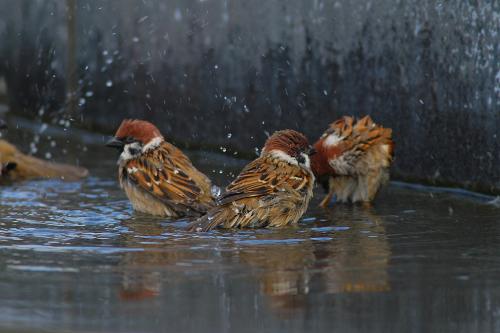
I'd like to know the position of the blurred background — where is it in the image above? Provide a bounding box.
[0,0,499,191]
[1,2,500,333]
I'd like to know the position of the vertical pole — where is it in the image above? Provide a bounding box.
[66,0,77,116]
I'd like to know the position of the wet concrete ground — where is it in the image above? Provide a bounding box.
[0,134,499,332]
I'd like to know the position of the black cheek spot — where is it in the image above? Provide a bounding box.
[297,155,305,164]
[129,147,140,155]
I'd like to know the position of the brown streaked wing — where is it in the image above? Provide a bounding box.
[124,145,210,212]
[218,156,308,206]
[326,116,393,171]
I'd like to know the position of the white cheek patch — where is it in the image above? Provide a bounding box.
[119,142,143,162]
[269,150,298,166]
[299,153,311,169]
[323,132,343,147]
[142,137,163,153]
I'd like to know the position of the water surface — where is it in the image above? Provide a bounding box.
[0,140,499,333]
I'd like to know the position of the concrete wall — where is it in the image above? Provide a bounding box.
[0,0,499,193]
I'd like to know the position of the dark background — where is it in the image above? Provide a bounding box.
[0,0,499,193]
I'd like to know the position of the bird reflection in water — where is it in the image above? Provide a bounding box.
[117,217,221,302]
[237,204,390,314]
[115,204,390,316]
[118,218,166,301]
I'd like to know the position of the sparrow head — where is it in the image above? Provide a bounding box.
[106,119,164,160]
[0,119,7,130]
[262,129,315,169]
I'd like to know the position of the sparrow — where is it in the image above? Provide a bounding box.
[311,115,394,207]
[106,119,214,218]
[0,119,88,183]
[188,129,315,232]
[0,140,88,183]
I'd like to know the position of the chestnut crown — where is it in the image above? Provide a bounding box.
[114,119,163,144]
[262,129,314,158]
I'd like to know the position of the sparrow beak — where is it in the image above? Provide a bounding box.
[306,146,317,156]
[0,119,7,130]
[106,137,124,150]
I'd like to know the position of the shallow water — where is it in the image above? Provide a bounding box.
[1,139,500,333]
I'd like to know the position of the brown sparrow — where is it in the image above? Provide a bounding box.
[0,120,88,183]
[106,119,214,218]
[0,140,88,183]
[311,115,394,207]
[188,129,315,231]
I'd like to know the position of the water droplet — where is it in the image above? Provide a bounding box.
[214,64,218,69]
[419,99,424,105]
[132,37,140,43]
[226,133,232,138]
[78,98,86,106]
[219,146,227,153]
[30,143,38,154]
[45,152,52,159]
[323,90,328,96]
[211,185,222,198]
[174,8,182,21]
[138,16,149,23]
[106,80,113,87]
[85,91,94,97]
[243,105,250,113]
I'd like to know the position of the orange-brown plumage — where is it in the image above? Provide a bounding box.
[0,137,88,184]
[107,119,214,218]
[188,129,315,232]
[311,115,394,207]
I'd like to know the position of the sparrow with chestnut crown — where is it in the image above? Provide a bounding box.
[106,119,215,218]
[188,129,315,231]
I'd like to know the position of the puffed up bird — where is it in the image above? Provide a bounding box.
[310,115,394,207]
[0,121,88,184]
[106,119,214,218]
[188,129,315,232]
